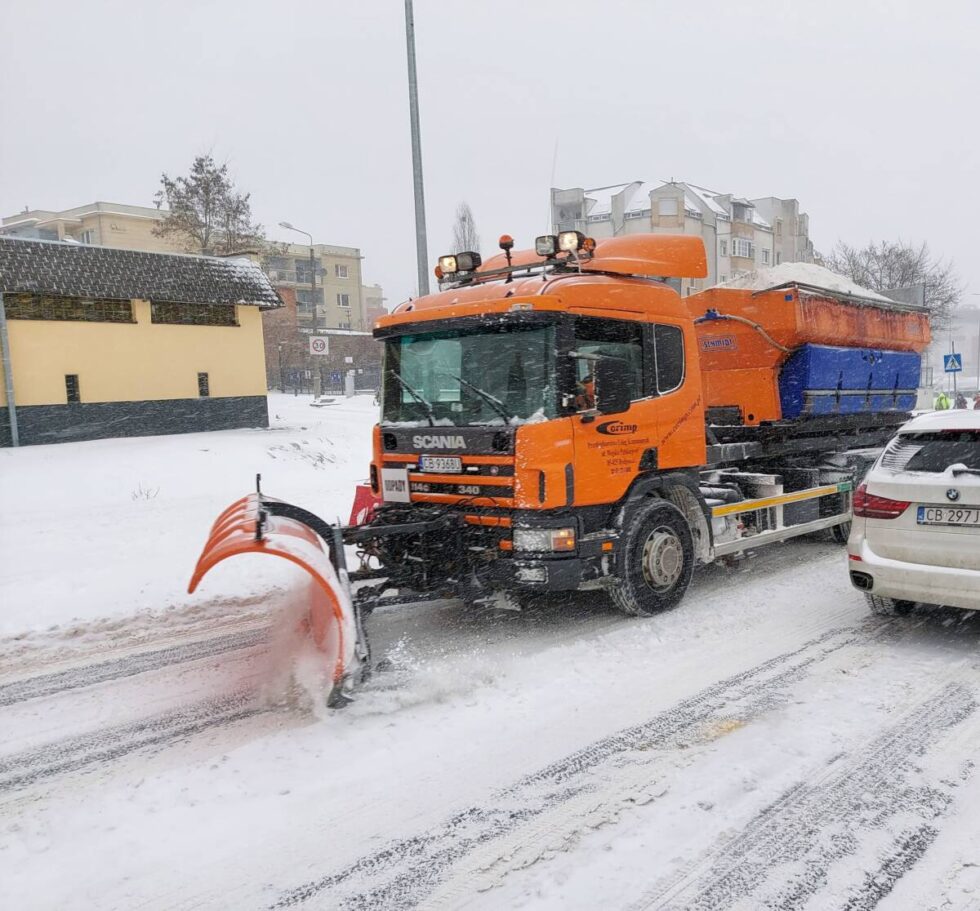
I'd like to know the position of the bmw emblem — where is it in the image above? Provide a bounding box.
[947,488,960,502]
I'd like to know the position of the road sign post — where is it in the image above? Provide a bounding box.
[944,351,962,397]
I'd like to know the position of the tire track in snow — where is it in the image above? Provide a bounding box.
[0,627,270,707]
[270,620,899,910]
[0,692,263,793]
[638,683,977,911]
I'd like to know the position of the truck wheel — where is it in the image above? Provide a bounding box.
[866,594,914,616]
[610,500,694,617]
[831,520,851,545]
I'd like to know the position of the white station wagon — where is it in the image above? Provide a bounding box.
[847,409,980,614]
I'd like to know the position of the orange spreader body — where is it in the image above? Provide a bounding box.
[187,494,356,686]
[687,287,931,425]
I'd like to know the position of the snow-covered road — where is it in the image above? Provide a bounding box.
[3,538,979,911]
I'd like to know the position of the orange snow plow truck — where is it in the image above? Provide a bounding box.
[189,232,929,704]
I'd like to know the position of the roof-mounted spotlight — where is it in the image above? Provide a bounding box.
[558,230,586,252]
[535,235,558,257]
[438,254,458,275]
[454,251,481,272]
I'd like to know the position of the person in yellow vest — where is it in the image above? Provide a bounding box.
[935,390,952,410]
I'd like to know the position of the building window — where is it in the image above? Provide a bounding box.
[197,372,210,397]
[65,374,80,404]
[732,238,754,259]
[658,198,678,216]
[719,239,728,256]
[150,302,239,326]
[625,210,650,220]
[588,214,609,222]
[337,293,351,308]
[720,274,728,283]
[295,259,316,284]
[335,264,349,278]
[6,294,134,323]
[79,230,95,245]
[295,288,324,306]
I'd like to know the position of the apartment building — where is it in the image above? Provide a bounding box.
[263,243,371,331]
[552,181,814,295]
[0,202,184,254]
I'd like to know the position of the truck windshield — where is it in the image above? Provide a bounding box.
[382,324,556,425]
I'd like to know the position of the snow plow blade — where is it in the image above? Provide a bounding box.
[188,490,365,705]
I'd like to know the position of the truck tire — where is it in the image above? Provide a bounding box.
[610,500,695,617]
[866,594,914,616]
[831,520,852,545]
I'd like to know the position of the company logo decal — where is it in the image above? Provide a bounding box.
[412,434,466,449]
[596,421,638,436]
[700,335,737,352]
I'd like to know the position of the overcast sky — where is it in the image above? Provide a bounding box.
[2,0,978,310]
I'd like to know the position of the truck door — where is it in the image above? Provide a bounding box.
[570,316,659,506]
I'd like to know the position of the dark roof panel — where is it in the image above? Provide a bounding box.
[0,237,282,308]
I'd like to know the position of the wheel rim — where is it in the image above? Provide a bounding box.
[641,525,684,592]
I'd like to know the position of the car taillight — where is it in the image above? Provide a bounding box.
[852,482,910,519]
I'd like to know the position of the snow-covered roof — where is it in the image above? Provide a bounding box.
[717,262,899,305]
[584,183,634,217]
[683,184,729,217]
[0,236,283,308]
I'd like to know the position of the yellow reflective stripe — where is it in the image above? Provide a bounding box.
[711,484,843,518]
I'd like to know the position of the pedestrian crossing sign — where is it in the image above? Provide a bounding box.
[944,353,962,373]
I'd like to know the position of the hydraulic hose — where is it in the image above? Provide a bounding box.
[694,309,791,354]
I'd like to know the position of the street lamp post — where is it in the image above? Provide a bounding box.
[279,222,317,324]
[404,0,429,296]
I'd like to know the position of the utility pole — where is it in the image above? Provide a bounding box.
[0,292,19,447]
[404,0,429,296]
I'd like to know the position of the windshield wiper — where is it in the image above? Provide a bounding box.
[443,373,511,423]
[390,373,438,427]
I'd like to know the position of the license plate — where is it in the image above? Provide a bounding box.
[420,455,462,474]
[917,506,980,527]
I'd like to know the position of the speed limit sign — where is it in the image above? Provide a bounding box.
[309,336,329,356]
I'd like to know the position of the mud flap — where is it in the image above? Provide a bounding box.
[187,494,360,705]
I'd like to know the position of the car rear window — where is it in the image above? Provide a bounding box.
[879,430,980,473]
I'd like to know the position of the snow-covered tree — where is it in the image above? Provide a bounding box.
[824,240,962,328]
[451,202,480,254]
[153,154,264,255]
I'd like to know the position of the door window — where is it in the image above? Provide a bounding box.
[572,317,645,410]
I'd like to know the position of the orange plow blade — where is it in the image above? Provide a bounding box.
[188,493,360,703]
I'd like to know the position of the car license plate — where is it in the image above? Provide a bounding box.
[917,506,980,527]
[420,455,462,474]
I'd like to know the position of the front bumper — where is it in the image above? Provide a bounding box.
[488,538,615,593]
[847,536,980,611]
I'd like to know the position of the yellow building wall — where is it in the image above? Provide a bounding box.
[1,301,268,406]
[92,214,187,254]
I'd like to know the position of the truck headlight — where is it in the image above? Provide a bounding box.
[512,527,576,552]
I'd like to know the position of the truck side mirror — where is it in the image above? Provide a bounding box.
[594,356,632,415]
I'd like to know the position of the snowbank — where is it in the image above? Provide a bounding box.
[0,393,377,636]
[718,262,895,303]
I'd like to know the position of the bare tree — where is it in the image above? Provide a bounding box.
[824,239,962,328]
[451,201,480,254]
[153,154,265,255]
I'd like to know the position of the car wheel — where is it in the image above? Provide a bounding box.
[866,594,915,616]
[610,500,695,617]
